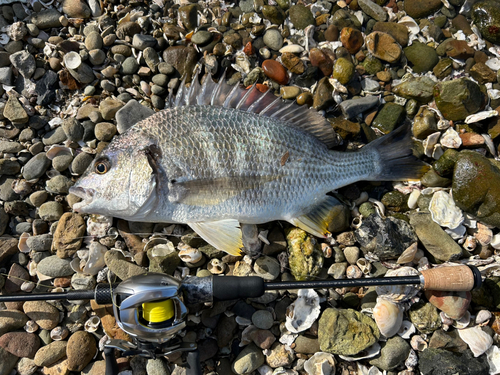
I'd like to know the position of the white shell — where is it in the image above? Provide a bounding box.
[207,258,226,274]
[84,316,101,333]
[458,326,493,357]
[338,343,381,361]
[429,190,464,229]
[398,16,419,39]
[178,245,203,264]
[50,326,69,341]
[279,43,304,53]
[46,145,73,160]
[423,132,441,158]
[18,232,30,253]
[21,281,35,292]
[83,242,107,275]
[475,310,492,325]
[476,222,493,246]
[491,234,500,249]
[346,264,362,279]
[356,258,372,275]
[376,267,420,302]
[285,289,321,333]
[303,352,336,375]
[397,320,416,339]
[486,345,500,375]
[24,320,39,333]
[396,242,418,264]
[407,189,420,210]
[440,127,462,149]
[486,57,500,70]
[63,51,82,69]
[410,335,428,351]
[373,298,403,338]
[465,110,498,124]
[70,257,85,273]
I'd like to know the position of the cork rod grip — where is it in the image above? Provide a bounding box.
[420,265,479,291]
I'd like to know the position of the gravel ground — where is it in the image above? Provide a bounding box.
[0,0,500,374]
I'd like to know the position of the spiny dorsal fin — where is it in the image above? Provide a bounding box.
[169,68,340,148]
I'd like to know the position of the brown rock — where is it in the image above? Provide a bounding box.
[373,22,409,46]
[309,48,333,76]
[162,45,198,82]
[365,32,401,63]
[325,24,339,41]
[101,314,130,341]
[262,59,288,85]
[429,329,468,352]
[452,15,473,36]
[340,27,363,54]
[54,277,72,288]
[0,332,40,358]
[5,263,29,294]
[43,358,69,375]
[445,40,475,59]
[251,329,276,349]
[23,301,60,330]
[34,340,67,366]
[328,117,361,140]
[425,290,471,320]
[62,0,91,18]
[76,104,98,120]
[52,212,86,258]
[470,62,497,84]
[83,360,106,375]
[66,331,96,371]
[117,220,144,255]
[281,52,305,74]
[0,237,18,263]
[404,0,442,18]
[460,132,485,147]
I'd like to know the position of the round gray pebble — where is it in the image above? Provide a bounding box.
[263,29,283,51]
[38,201,63,221]
[85,32,103,50]
[52,154,73,172]
[251,310,274,330]
[121,56,139,75]
[71,152,93,175]
[46,175,73,194]
[95,122,117,141]
[253,256,280,280]
[22,152,51,180]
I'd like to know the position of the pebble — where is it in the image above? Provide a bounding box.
[67,331,96,371]
[9,51,36,79]
[358,0,387,21]
[99,98,124,121]
[132,34,157,50]
[340,27,363,55]
[52,213,86,258]
[265,343,294,368]
[419,348,489,374]
[369,336,411,371]
[232,343,265,374]
[251,310,274,330]
[38,201,64,221]
[309,48,333,76]
[0,346,18,375]
[263,29,283,51]
[0,332,40,358]
[104,250,146,281]
[23,301,60,330]
[365,32,401,63]
[84,32,102,51]
[434,78,483,121]
[37,255,74,278]
[288,4,314,30]
[262,59,288,85]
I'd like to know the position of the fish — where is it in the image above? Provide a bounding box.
[69,70,427,256]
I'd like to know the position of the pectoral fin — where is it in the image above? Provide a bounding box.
[188,219,243,256]
[290,196,342,238]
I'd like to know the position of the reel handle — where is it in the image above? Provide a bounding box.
[104,347,119,375]
[420,265,482,292]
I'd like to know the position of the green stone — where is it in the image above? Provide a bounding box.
[392,76,435,103]
[330,9,362,30]
[359,202,376,217]
[318,308,380,356]
[362,55,383,75]
[472,0,500,44]
[433,58,453,79]
[286,228,324,281]
[372,103,406,134]
[289,4,314,30]
[433,149,458,177]
[433,78,485,122]
[147,244,180,275]
[381,190,409,212]
[403,42,439,73]
[452,151,500,227]
[420,168,452,187]
[178,5,198,31]
[412,107,438,139]
[332,57,354,85]
[405,99,419,117]
[408,301,442,334]
[275,0,290,9]
[261,5,285,25]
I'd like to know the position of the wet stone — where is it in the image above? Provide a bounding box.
[419,348,489,375]
[369,336,411,371]
[434,78,485,122]
[404,0,442,18]
[429,329,468,352]
[289,4,314,30]
[471,0,500,44]
[404,42,439,73]
[262,59,288,85]
[408,301,442,334]
[372,103,406,134]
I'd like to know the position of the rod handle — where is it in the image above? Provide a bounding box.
[420,265,482,291]
[212,276,265,301]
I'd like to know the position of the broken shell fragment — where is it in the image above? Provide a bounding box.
[396,242,418,264]
[63,51,82,69]
[50,326,69,341]
[373,298,403,338]
[18,232,30,253]
[87,215,113,238]
[83,242,107,276]
[338,342,381,361]
[440,127,462,149]
[346,264,363,279]
[429,190,464,229]
[285,289,321,333]
[178,245,203,264]
[24,320,39,333]
[486,345,500,375]
[46,145,73,160]
[458,325,493,357]
[475,222,493,246]
[475,310,492,326]
[207,258,226,274]
[356,258,372,274]
[397,320,416,339]
[303,352,336,375]
[423,132,441,158]
[84,316,101,333]
[376,267,420,302]
[410,335,428,351]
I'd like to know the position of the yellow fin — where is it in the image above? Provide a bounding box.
[188,220,243,256]
[290,196,342,238]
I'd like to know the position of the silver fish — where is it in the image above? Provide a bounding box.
[70,72,426,255]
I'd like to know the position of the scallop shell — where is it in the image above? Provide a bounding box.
[396,242,418,264]
[410,335,428,351]
[63,51,82,69]
[397,320,416,339]
[285,289,321,334]
[343,246,360,265]
[440,127,462,149]
[24,320,39,333]
[476,222,493,246]
[376,267,420,302]
[50,326,69,341]
[303,352,336,375]
[373,298,403,338]
[356,258,372,275]
[84,316,101,333]
[18,232,30,253]
[207,258,226,274]
[458,326,493,357]
[83,242,107,276]
[429,190,464,229]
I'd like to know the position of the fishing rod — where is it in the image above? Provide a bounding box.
[0,265,482,375]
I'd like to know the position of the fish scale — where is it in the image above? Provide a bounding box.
[70,72,426,255]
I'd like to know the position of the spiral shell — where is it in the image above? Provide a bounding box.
[207,258,226,274]
[178,245,203,264]
[346,265,362,279]
[356,258,372,275]
[373,298,403,338]
[50,326,69,341]
[84,316,101,333]
[410,335,428,351]
[24,320,39,333]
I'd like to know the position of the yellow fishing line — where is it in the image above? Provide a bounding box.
[142,299,174,323]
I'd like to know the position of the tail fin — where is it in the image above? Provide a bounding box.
[364,123,429,181]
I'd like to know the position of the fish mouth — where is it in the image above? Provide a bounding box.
[69,187,95,212]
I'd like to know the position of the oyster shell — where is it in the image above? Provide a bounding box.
[458,326,493,357]
[303,352,336,375]
[429,190,464,229]
[83,242,107,276]
[373,298,403,338]
[486,345,500,375]
[285,289,320,334]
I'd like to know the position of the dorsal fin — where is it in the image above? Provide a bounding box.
[169,68,340,148]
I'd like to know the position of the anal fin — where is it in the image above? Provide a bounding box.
[290,196,342,238]
[188,220,243,256]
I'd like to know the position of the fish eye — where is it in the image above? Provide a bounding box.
[95,159,110,174]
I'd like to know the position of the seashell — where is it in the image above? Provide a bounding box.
[84,315,101,333]
[410,335,428,351]
[440,127,462,149]
[373,298,403,337]
[356,258,372,275]
[475,310,492,326]
[463,235,477,252]
[465,110,498,124]
[178,244,203,264]
[18,232,30,253]
[445,224,466,240]
[368,198,385,217]
[440,311,454,326]
[303,352,336,375]
[376,267,420,302]
[458,326,493,357]
[63,51,82,70]
[46,145,73,160]
[12,178,32,196]
[24,320,39,333]
[490,234,500,249]
[50,326,69,341]
[140,81,151,97]
[423,132,441,158]
[28,261,37,277]
[338,343,381,362]
[396,242,418,264]
[279,44,305,54]
[36,269,53,281]
[405,348,418,369]
[285,289,321,333]
[476,222,493,246]
[453,311,471,329]
[354,191,369,206]
[144,237,175,254]
[83,242,107,276]
[346,265,362,279]
[351,216,362,229]
[321,243,332,258]
[70,257,85,273]
[486,345,500,375]
[343,246,360,265]
[207,258,226,274]
[429,190,464,229]
[407,189,420,210]
[87,215,113,238]
[398,16,419,39]
[432,144,444,160]
[486,57,500,70]
[21,281,35,292]
[398,320,416,339]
